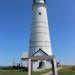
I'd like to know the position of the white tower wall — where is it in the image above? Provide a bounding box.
[29,0,52,56]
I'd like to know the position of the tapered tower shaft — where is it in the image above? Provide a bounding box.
[29,0,52,56]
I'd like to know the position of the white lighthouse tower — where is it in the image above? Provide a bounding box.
[29,0,53,70]
[29,0,52,56]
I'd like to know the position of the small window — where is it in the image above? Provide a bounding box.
[39,12,42,15]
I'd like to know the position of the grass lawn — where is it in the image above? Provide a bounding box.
[58,67,75,75]
[0,69,50,75]
[59,70,75,75]
[0,70,27,75]
[0,67,75,75]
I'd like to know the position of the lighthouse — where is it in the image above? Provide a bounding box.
[21,0,58,74]
[28,0,53,70]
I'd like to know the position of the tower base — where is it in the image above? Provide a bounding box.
[28,55,58,75]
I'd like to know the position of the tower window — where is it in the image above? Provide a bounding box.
[39,12,42,15]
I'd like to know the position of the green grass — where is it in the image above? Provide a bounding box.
[0,67,75,75]
[58,67,75,75]
[0,69,50,75]
[0,70,28,75]
[32,69,50,75]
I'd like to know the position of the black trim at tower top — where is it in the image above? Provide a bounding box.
[33,0,46,3]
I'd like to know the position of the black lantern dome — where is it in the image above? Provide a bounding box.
[33,0,46,4]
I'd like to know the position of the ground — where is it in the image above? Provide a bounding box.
[58,66,75,75]
[0,66,75,75]
[0,69,50,75]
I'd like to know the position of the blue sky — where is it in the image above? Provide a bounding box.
[0,0,75,66]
